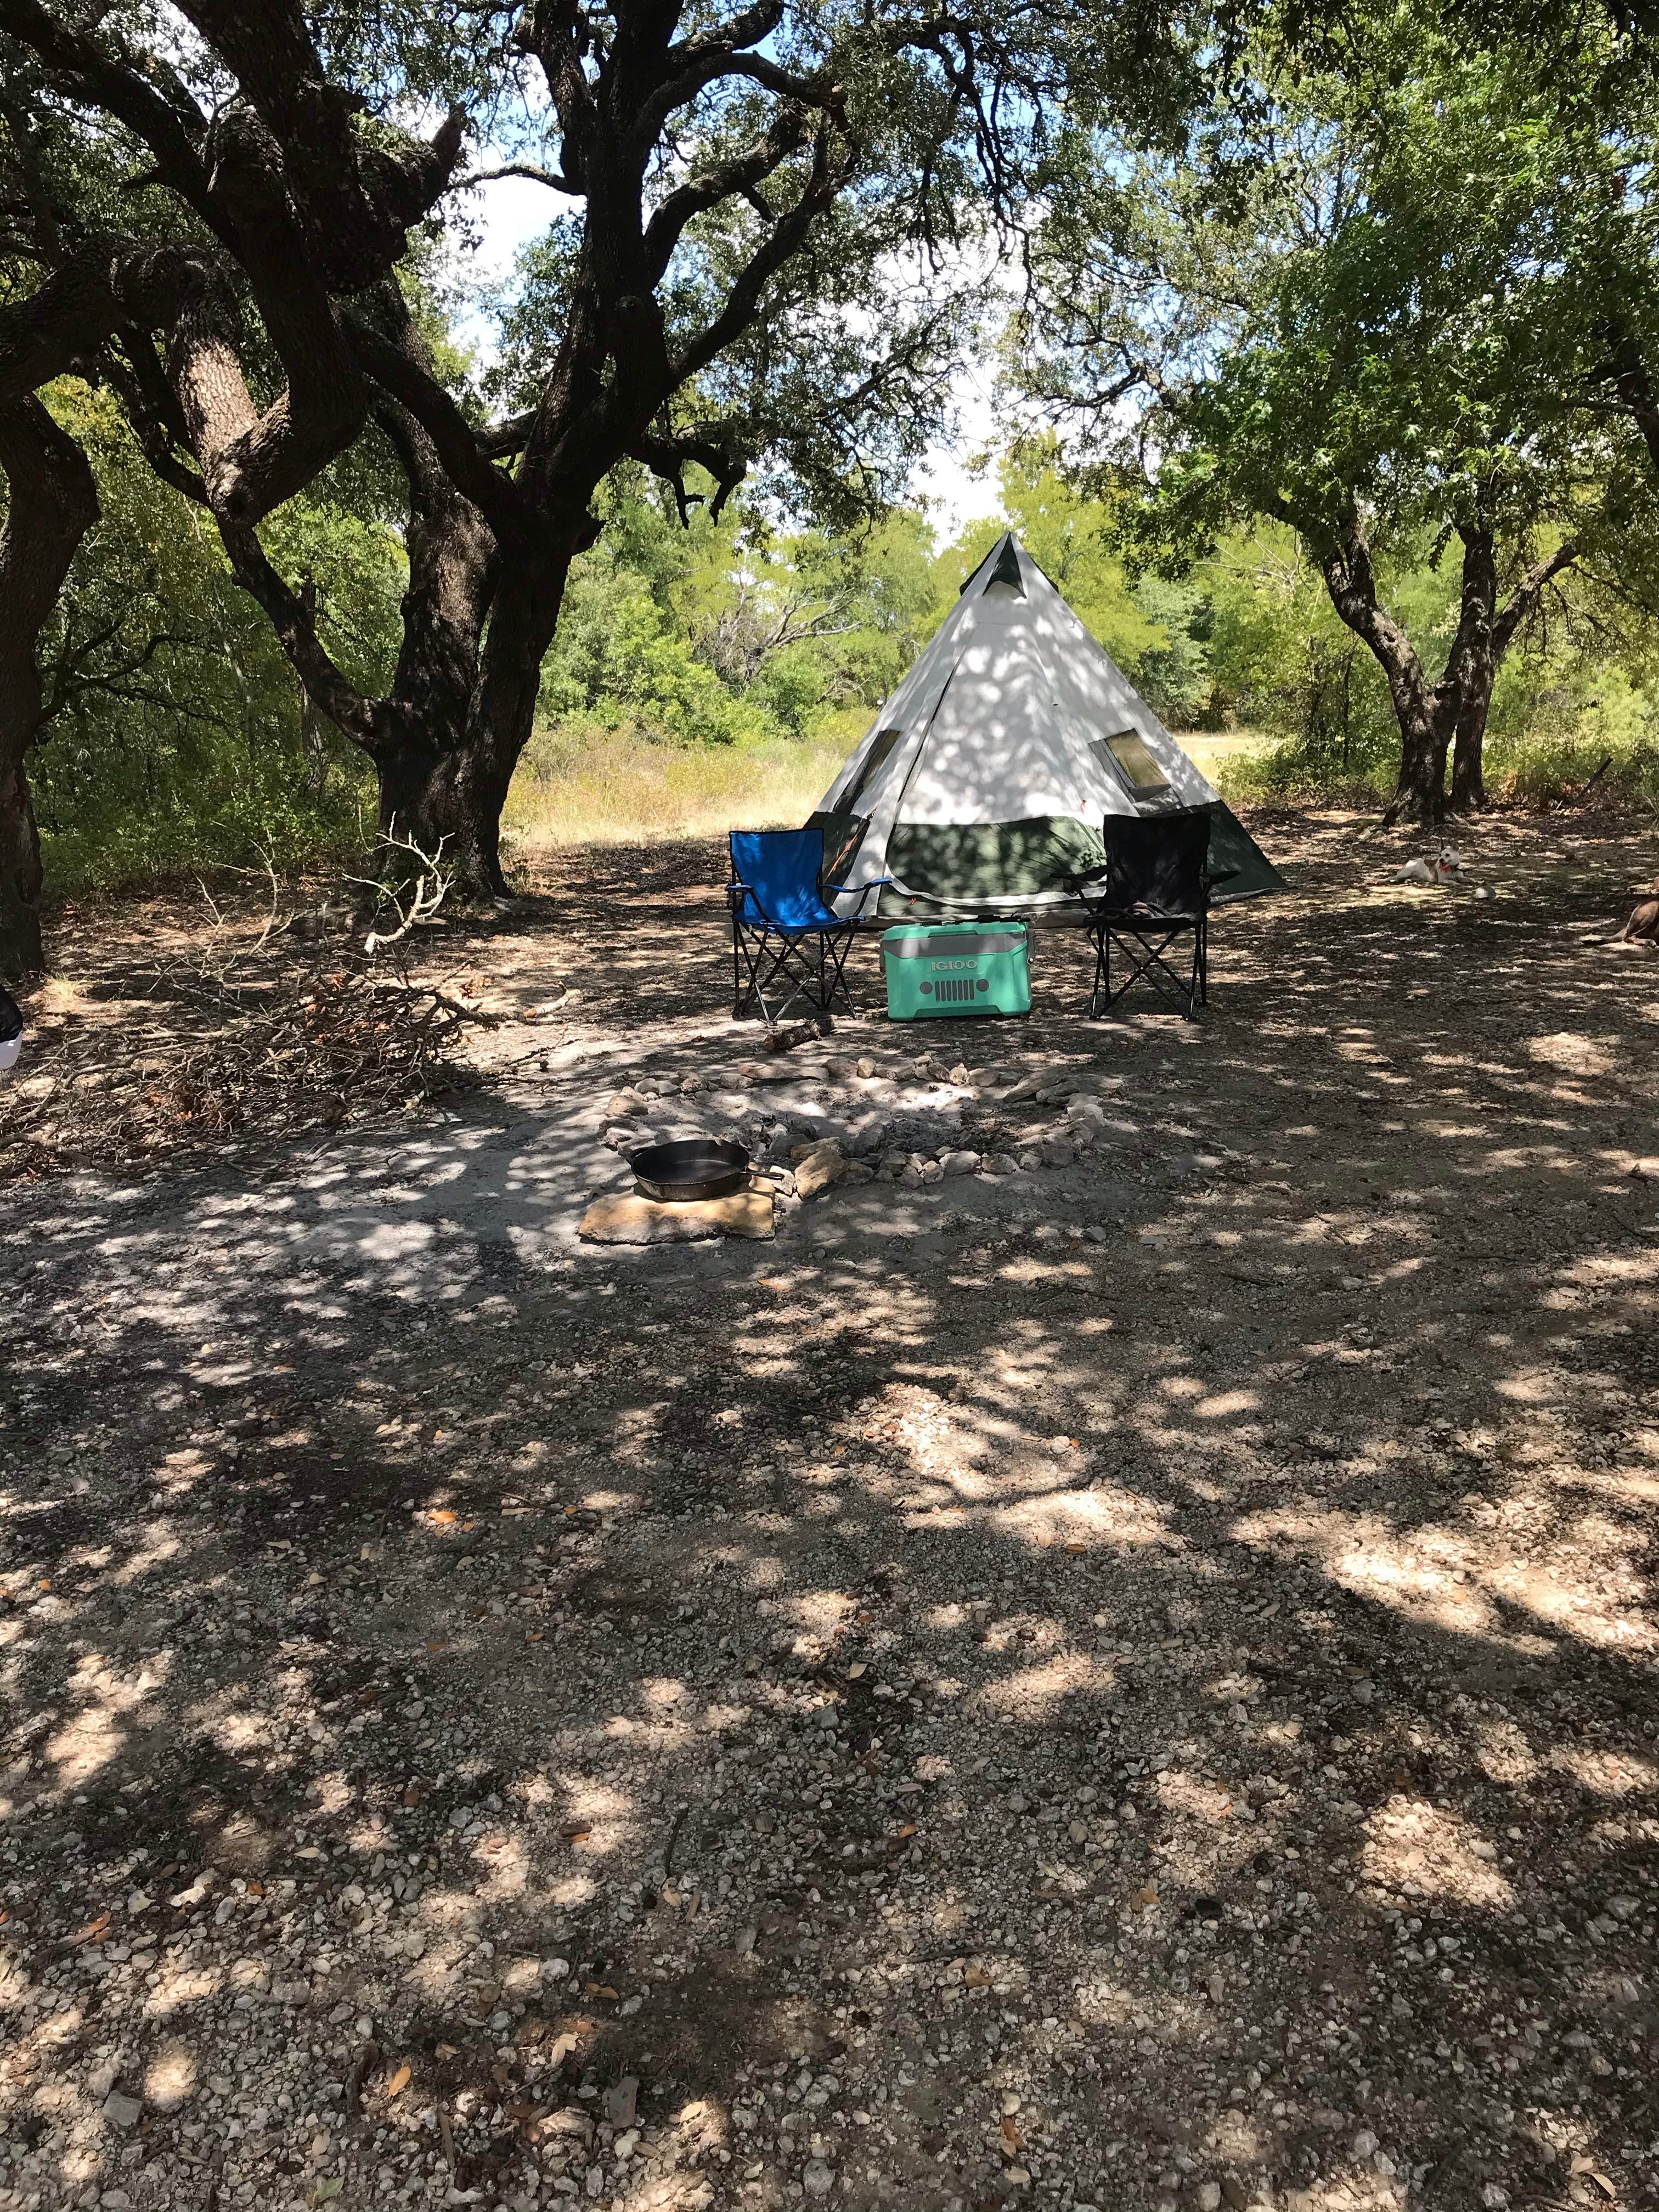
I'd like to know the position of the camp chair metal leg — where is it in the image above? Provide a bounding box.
[1086,922,1113,1018]
[732,920,859,1024]
[732,918,775,1020]
[1086,921,1202,1019]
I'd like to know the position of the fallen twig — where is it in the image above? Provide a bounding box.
[345,2039,379,2129]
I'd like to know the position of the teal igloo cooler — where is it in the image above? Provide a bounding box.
[881,920,1031,1020]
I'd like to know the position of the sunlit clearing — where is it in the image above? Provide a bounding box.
[1361,1799,1513,1909]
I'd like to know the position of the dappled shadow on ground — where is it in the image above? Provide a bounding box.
[1,807,1656,2212]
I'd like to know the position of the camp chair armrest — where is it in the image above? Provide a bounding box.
[830,875,890,915]
[1061,862,1112,893]
[1203,864,1240,888]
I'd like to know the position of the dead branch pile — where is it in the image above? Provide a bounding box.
[1,966,479,1185]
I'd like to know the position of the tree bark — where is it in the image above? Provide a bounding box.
[1445,526,1497,816]
[0,398,99,976]
[1316,509,1576,827]
[1317,518,1451,825]
[220,396,534,900]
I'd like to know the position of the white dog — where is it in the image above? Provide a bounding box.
[1392,845,1470,888]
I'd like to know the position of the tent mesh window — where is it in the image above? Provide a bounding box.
[841,727,904,812]
[1093,729,1172,800]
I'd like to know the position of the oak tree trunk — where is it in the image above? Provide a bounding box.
[1383,702,1453,826]
[1449,663,1494,813]
[0,399,99,977]
[1317,521,1451,826]
[371,552,572,900]
[374,740,507,898]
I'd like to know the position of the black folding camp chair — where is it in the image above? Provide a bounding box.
[1065,809,1234,1019]
[727,823,883,1024]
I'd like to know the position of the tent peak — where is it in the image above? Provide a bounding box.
[958,531,1026,597]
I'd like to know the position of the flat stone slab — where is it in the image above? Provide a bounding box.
[578,1189,775,1244]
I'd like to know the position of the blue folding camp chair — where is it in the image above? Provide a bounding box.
[727,823,883,1023]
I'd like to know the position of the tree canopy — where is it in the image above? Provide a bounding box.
[1012,12,1659,817]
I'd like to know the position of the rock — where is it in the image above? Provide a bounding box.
[1197,2185,1221,2211]
[795,1143,847,1200]
[603,2076,639,2126]
[856,1058,876,1077]
[1352,2131,1377,2159]
[1220,2180,1249,2211]
[919,1159,944,1184]
[578,1191,775,1244]
[605,1090,650,1118]
[1040,1139,1074,1168]
[948,1063,970,1085]
[1004,1074,1042,1102]
[803,2159,834,2197]
[101,2091,143,2131]
[1017,1150,1042,1170]
[939,1149,981,1177]
[842,1160,874,1183]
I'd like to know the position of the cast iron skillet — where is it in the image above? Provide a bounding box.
[630,1136,752,1203]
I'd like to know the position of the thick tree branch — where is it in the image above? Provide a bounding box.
[631,427,749,521]
[216,520,384,754]
[1493,539,1580,657]
[0,395,100,704]
[517,0,603,190]
[664,0,787,71]
[0,0,210,207]
[673,122,845,386]
[99,343,211,506]
[629,52,834,170]
[0,236,198,403]
[641,108,809,284]
[452,161,581,195]
[345,306,528,545]
[0,235,368,523]
[173,0,466,286]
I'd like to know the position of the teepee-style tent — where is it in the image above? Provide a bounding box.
[810,533,1284,919]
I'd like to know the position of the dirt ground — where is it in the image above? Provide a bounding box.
[1,806,1656,2212]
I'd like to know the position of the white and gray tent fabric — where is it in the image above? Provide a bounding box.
[810,533,1284,918]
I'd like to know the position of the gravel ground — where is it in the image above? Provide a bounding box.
[2,808,1657,2212]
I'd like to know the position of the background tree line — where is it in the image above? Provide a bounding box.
[4,0,1659,975]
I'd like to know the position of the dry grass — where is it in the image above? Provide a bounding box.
[503,723,854,853]
[500,720,1282,864]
